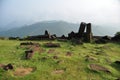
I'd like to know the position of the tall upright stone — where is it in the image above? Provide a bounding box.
[44,30,51,39]
[78,22,86,37]
[86,23,91,33]
[45,30,49,35]
[86,23,92,42]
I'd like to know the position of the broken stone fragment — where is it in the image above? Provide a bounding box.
[44,42,60,48]
[25,50,34,59]
[4,64,14,70]
[0,63,14,71]
[88,64,111,73]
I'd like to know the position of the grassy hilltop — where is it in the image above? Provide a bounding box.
[0,40,120,80]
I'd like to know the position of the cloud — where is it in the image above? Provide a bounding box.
[0,0,120,27]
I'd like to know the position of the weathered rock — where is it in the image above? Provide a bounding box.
[68,22,93,42]
[20,42,43,54]
[25,50,34,59]
[89,64,111,73]
[3,64,14,70]
[44,42,60,48]
[20,42,40,46]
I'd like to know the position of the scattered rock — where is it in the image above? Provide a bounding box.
[0,63,13,71]
[89,64,111,73]
[20,42,40,46]
[20,42,40,49]
[25,50,34,59]
[44,42,60,48]
[20,42,42,53]
[4,64,14,70]
[14,67,36,76]
[66,52,72,56]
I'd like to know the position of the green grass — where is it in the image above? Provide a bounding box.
[0,40,120,80]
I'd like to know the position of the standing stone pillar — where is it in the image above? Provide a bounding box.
[86,23,92,42]
[45,30,49,35]
[78,22,86,37]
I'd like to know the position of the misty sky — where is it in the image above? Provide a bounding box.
[0,0,120,28]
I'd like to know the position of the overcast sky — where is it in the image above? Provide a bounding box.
[0,0,120,28]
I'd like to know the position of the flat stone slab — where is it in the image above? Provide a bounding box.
[89,64,111,73]
[44,42,60,48]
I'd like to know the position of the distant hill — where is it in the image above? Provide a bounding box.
[0,21,79,37]
[0,21,119,37]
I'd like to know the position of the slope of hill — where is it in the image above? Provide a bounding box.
[0,21,119,37]
[0,21,79,37]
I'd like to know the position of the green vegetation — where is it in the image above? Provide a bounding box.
[115,32,120,36]
[0,40,120,80]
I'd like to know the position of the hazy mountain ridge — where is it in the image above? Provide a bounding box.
[0,21,119,37]
[0,21,79,37]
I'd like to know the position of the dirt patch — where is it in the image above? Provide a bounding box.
[89,64,111,73]
[52,69,64,74]
[14,67,35,76]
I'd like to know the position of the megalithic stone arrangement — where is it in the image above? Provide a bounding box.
[68,22,93,42]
